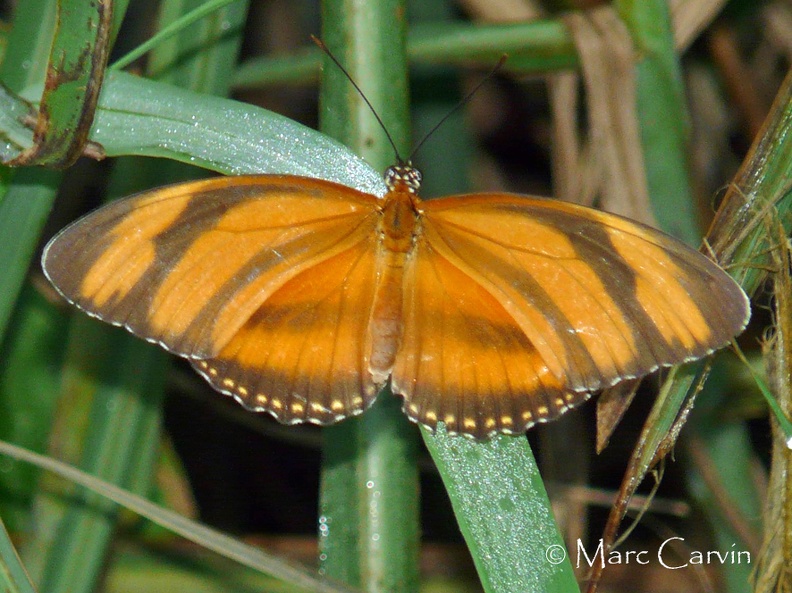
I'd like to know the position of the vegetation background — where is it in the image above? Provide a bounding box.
[0,0,789,592]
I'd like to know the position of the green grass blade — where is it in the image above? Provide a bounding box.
[89,71,384,192]
[0,0,57,92]
[111,0,240,72]
[31,321,167,593]
[318,3,421,591]
[0,440,358,593]
[27,3,255,591]
[0,0,62,343]
[425,429,579,593]
[9,0,112,167]
[233,19,579,89]
[0,514,36,593]
[0,168,60,340]
[0,283,69,532]
[614,0,700,243]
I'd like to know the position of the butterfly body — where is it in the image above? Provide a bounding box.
[370,165,424,385]
[42,166,749,438]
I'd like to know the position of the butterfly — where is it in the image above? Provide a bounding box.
[42,161,750,439]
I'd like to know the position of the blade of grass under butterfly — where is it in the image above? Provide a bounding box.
[316,4,577,591]
[318,2,421,591]
[405,8,579,586]
[425,429,579,593]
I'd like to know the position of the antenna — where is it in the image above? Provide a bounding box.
[408,55,507,162]
[312,35,507,164]
[311,36,405,163]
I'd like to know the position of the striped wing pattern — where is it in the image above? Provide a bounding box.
[192,237,382,424]
[393,238,573,438]
[391,194,749,437]
[42,178,749,438]
[43,175,380,358]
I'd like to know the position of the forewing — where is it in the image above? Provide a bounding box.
[193,237,381,425]
[42,175,380,358]
[419,194,749,395]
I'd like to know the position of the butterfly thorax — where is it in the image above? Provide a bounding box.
[380,163,422,255]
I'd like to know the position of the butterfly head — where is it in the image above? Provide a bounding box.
[384,163,422,194]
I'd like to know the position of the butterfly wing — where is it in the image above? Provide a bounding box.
[391,193,749,437]
[393,237,577,438]
[192,235,382,424]
[42,175,381,363]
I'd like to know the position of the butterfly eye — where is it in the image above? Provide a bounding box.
[384,164,422,193]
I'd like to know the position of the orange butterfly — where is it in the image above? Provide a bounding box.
[42,161,749,439]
